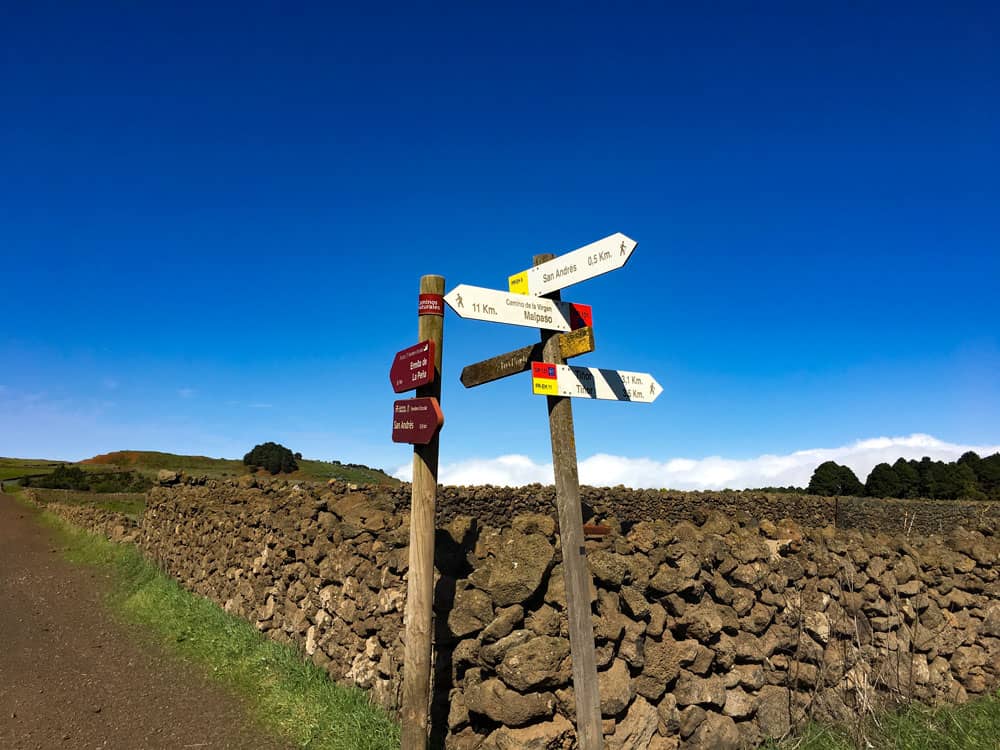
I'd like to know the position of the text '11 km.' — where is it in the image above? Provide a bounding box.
[444,284,592,332]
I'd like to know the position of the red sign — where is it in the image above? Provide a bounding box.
[532,362,557,380]
[418,293,445,316]
[569,303,592,330]
[390,340,436,393]
[392,397,444,444]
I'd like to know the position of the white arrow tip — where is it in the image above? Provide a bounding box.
[611,232,638,254]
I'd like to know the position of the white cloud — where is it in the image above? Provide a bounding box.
[102,378,119,390]
[248,403,273,409]
[178,388,196,399]
[394,434,1000,489]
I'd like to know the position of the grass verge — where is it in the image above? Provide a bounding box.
[26,499,401,750]
[771,691,1000,750]
[29,488,147,519]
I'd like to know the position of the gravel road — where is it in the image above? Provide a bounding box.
[0,493,289,749]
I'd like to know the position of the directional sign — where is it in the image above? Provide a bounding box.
[445,284,591,332]
[389,340,435,393]
[460,327,596,388]
[531,362,662,403]
[391,397,444,444]
[508,232,637,297]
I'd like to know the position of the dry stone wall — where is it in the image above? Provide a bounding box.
[432,485,1000,538]
[32,478,1000,749]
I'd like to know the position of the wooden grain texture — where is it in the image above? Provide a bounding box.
[534,254,603,750]
[459,326,595,388]
[401,274,444,750]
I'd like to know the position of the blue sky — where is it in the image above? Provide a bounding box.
[2,2,998,487]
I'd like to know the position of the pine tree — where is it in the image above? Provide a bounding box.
[893,458,920,498]
[838,465,864,496]
[865,463,902,498]
[807,461,843,496]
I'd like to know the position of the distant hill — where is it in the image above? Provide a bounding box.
[80,450,400,486]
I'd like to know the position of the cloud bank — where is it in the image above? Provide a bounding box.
[394,434,1000,489]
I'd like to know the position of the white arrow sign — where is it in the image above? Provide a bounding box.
[531,362,662,403]
[509,232,638,297]
[444,284,592,332]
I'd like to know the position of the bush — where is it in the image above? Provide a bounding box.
[243,442,298,475]
[25,465,91,490]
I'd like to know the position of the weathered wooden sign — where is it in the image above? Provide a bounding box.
[444,284,592,332]
[392,397,444,444]
[508,232,637,296]
[460,327,595,388]
[390,340,436,393]
[532,362,662,402]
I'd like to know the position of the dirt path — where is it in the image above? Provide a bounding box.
[0,493,289,750]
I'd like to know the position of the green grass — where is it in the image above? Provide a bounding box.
[0,457,64,481]
[772,693,1000,750]
[29,488,147,519]
[26,501,400,750]
[79,450,401,486]
[296,459,401,487]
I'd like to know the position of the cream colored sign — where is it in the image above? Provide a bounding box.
[445,284,591,332]
[533,363,662,403]
[509,232,637,296]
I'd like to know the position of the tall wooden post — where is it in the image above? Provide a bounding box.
[535,254,603,750]
[401,274,445,750]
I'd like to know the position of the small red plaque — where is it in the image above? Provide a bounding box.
[392,397,444,444]
[390,340,436,393]
[418,293,445,316]
[569,303,593,330]
[532,362,557,380]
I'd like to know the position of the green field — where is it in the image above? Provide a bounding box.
[0,457,65,481]
[0,450,400,486]
[27,488,148,519]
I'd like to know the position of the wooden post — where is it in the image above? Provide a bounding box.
[401,274,445,750]
[535,254,603,750]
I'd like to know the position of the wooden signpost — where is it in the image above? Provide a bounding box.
[460,327,595,388]
[444,232,658,750]
[393,276,445,750]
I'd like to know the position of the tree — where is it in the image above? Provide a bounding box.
[838,465,864,496]
[916,456,936,497]
[243,442,298,475]
[954,463,983,500]
[807,462,843,496]
[974,453,1000,499]
[957,451,981,472]
[807,461,865,496]
[865,463,901,498]
[892,458,920,498]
